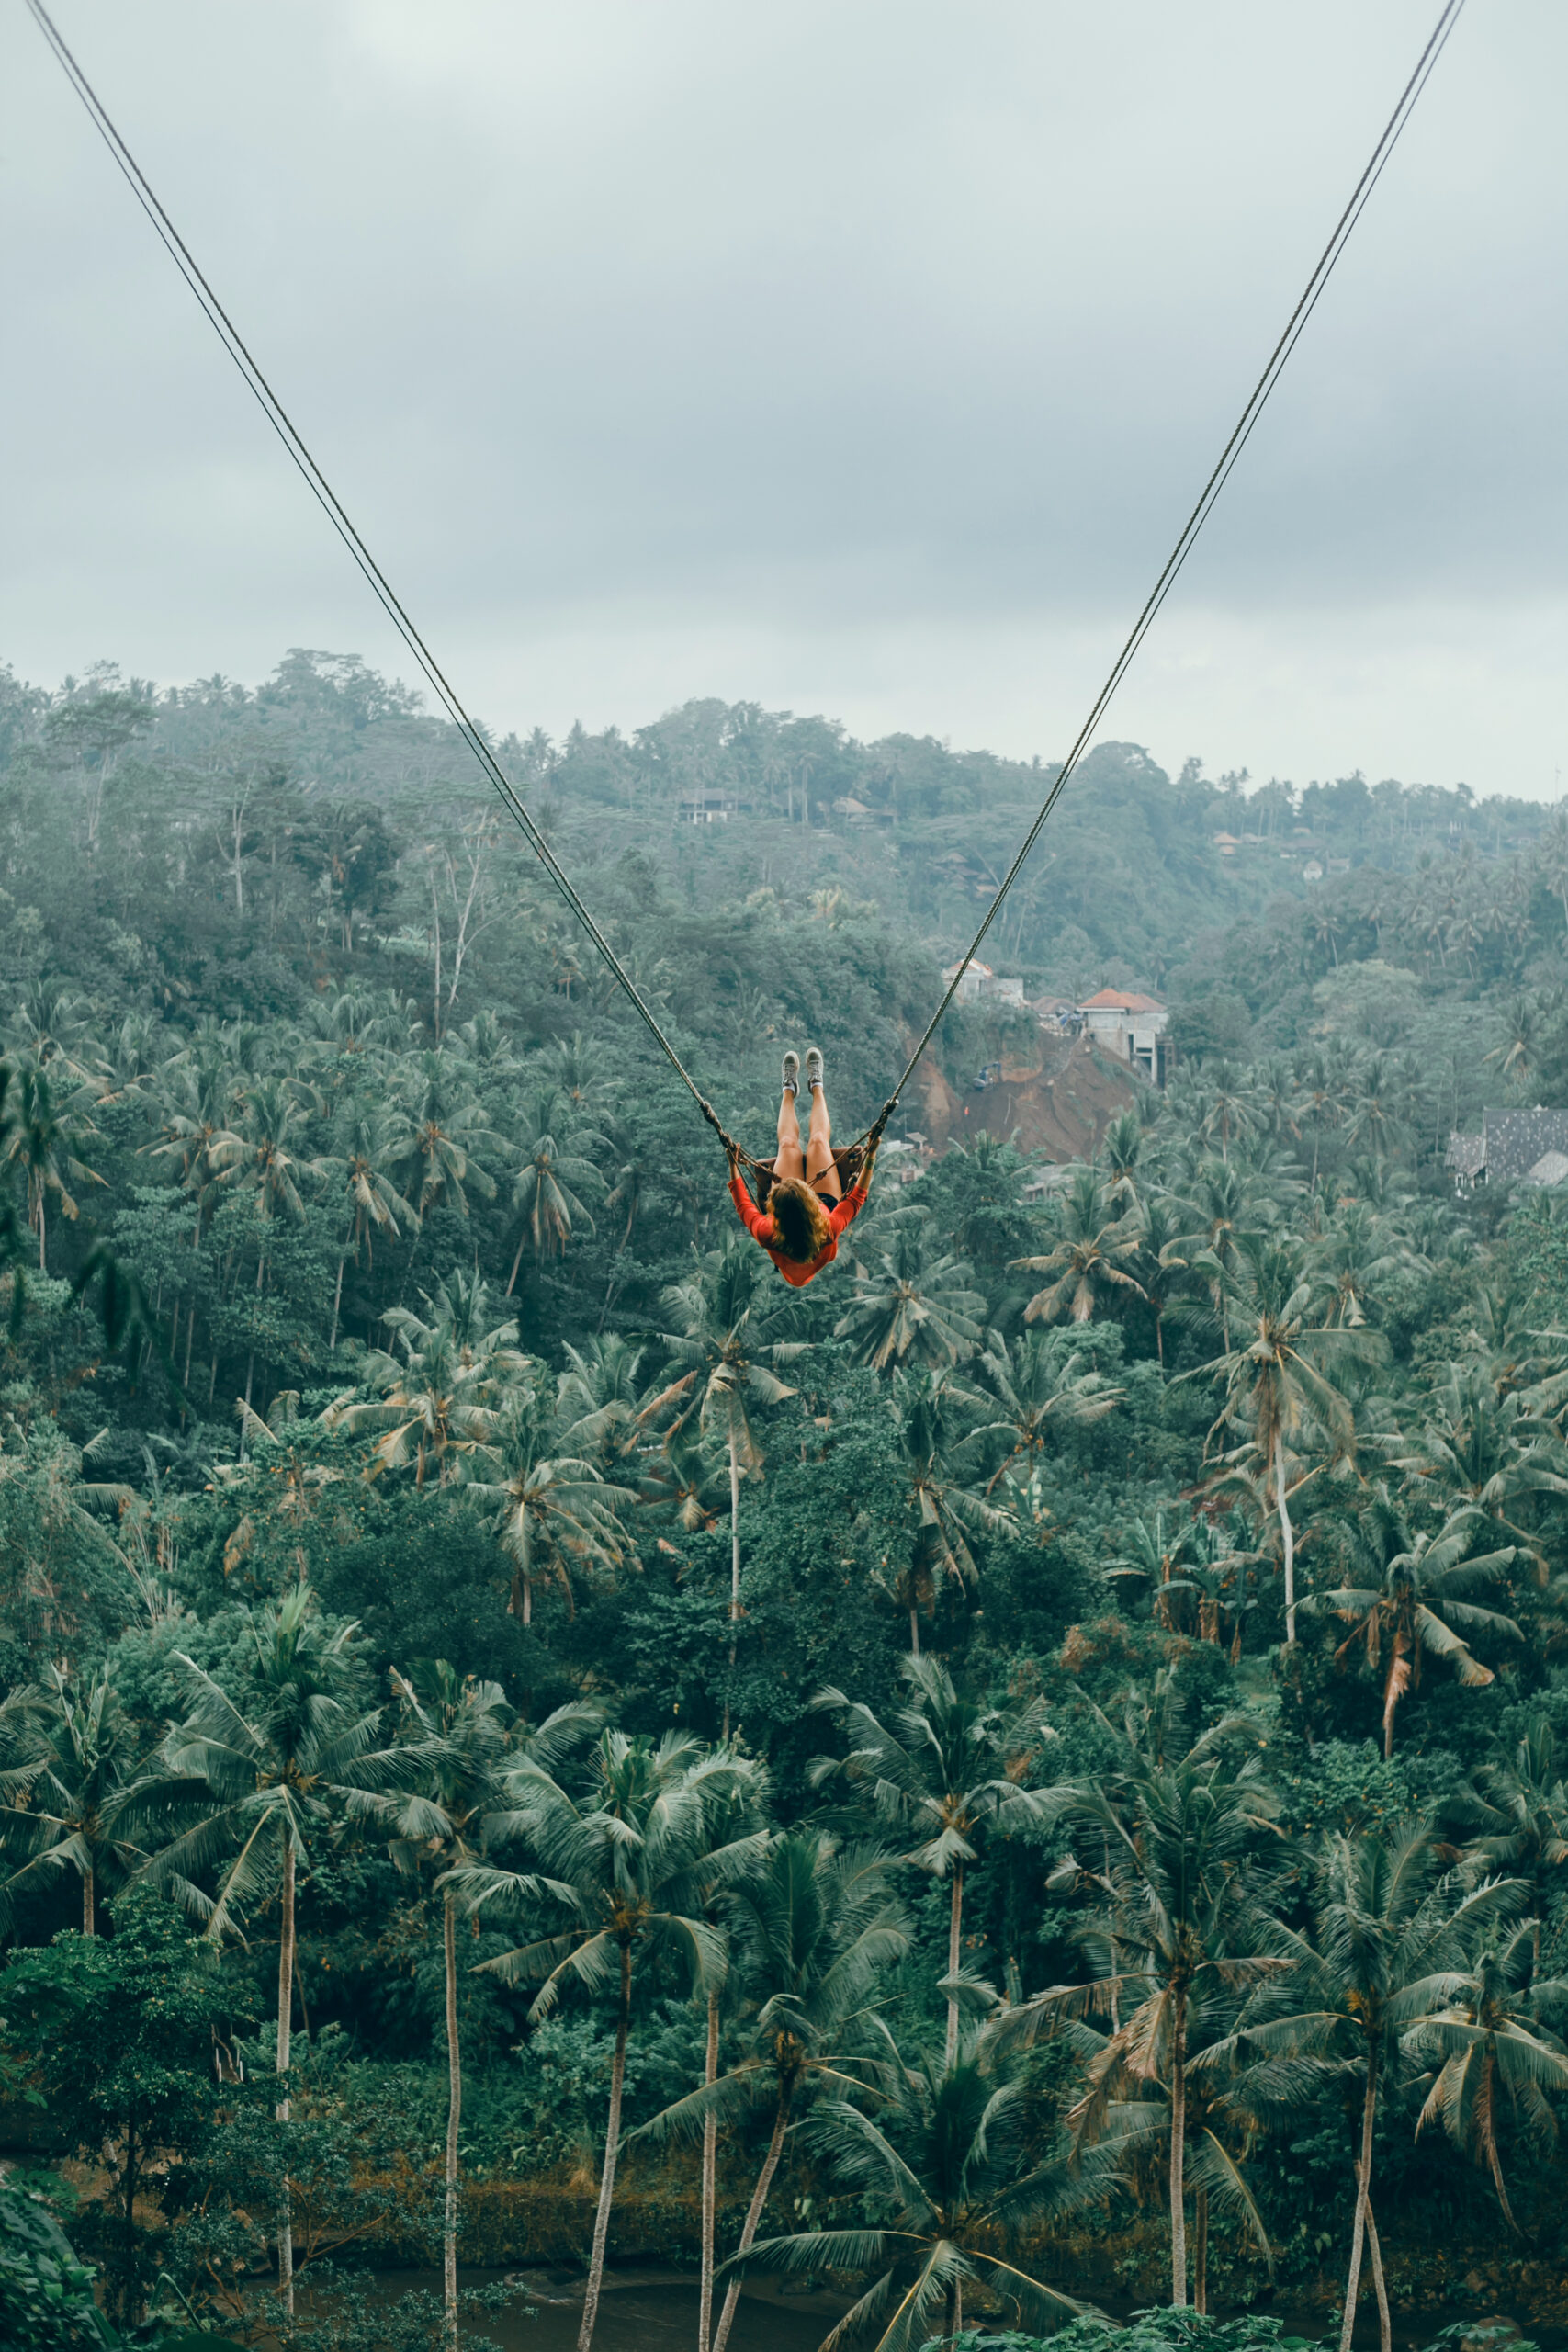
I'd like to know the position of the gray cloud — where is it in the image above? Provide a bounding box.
[1,1,1562,791]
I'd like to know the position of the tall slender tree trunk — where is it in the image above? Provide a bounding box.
[329,1253,346,1353]
[942,2278,964,2347]
[1338,2059,1379,2352]
[698,1990,720,2352]
[724,1431,741,1741]
[1194,2187,1209,2315]
[1168,1989,1188,2306]
[276,1840,296,2312]
[83,1863,95,1936]
[1365,2195,1392,2352]
[1274,1426,1297,1645]
[443,1891,462,2348]
[241,1352,255,1456]
[579,1948,631,2352]
[944,1866,964,2070]
[710,2086,791,2352]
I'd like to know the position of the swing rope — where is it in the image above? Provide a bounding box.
[28,0,1465,1174]
[23,0,736,1143]
[884,0,1466,1118]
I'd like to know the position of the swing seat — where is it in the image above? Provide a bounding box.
[748,1143,865,1214]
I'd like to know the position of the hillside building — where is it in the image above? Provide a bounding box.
[941,958,1025,1006]
[1077,988,1172,1086]
[1447,1107,1568,1192]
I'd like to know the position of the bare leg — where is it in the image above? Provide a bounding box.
[806,1081,842,1203]
[775,1087,806,1183]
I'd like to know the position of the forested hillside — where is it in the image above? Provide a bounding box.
[6,650,1568,2352]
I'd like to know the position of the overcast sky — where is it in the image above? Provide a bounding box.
[3,2,1563,797]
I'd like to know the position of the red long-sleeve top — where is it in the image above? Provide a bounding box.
[728,1171,870,1286]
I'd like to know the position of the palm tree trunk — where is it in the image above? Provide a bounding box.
[1194,2187,1209,2315]
[329,1254,346,1353]
[1365,2195,1391,2352]
[1274,1426,1297,1645]
[276,1838,296,2312]
[909,1600,920,1656]
[241,1352,255,1458]
[83,1863,95,1936]
[942,2278,964,2347]
[698,1989,720,2352]
[506,1237,525,1296]
[1338,2060,1379,2352]
[724,1430,741,1740]
[944,1866,964,2070]
[443,1890,462,2350]
[710,2086,791,2352]
[579,1946,631,2352]
[1169,1988,1188,2306]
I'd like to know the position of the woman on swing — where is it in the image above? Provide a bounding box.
[727,1047,876,1286]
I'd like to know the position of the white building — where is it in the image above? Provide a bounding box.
[942,959,1024,1006]
[1077,989,1172,1086]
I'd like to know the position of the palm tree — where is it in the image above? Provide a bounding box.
[1012,1168,1145,1329]
[314,1106,419,1351]
[599,1113,650,1252]
[392,1055,500,1220]
[326,1272,531,1487]
[1169,1158,1278,1342]
[634,1832,910,2352]
[1099,1109,1145,1210]
[1388,1361,1568,1565]
[813,1657,1051,2066]
[1241,1818,1527,2352]
[558,1334,694,1487]
[1129,1192,1190,1368]
[987,1717,1279,2307]
[147,1058,240,1245]
[452,1731,765,2352]
[504,1090,604,1292]
[833,1207,987,1374]
[885,1371,1011,1648]
[386,1666,599,2346]
[1195,1232,1382,1644]
[660,1241,804,1707]
[462,1379,636,1625]
[977,1327,1121,1508]
[208,1075,316,1230]
[1461,1720,1568,1973]
[147,1581,403,2310]
[1311,1489,1519,1756]
[0,1664,163,1934]
[1405,1922,1568,2233]
[0,1064,104,1271]
[1309,1201,1417,1330]
[730,2043,1089,2352]
[1047,1954,1278,2314]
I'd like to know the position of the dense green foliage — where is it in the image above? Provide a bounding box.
[6,653,1568,2350]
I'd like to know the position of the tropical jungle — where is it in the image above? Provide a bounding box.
[4,651,1568,2352]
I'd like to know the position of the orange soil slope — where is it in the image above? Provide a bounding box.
[912,1034,1140,1161]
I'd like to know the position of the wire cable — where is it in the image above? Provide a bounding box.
[23,0,732,1136]
[883,0,1467,1114]
[27,0,1465,1159]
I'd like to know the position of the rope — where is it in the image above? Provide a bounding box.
[23,0,728,1142]
[29,0,1464,1166]
[886,0,1467,1113]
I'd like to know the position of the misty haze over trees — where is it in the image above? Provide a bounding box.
[6,649,1568,2352]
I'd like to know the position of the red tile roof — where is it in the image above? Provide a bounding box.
[1078,989,1166,1013]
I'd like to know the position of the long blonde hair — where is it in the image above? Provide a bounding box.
[769,1176,832,1263]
